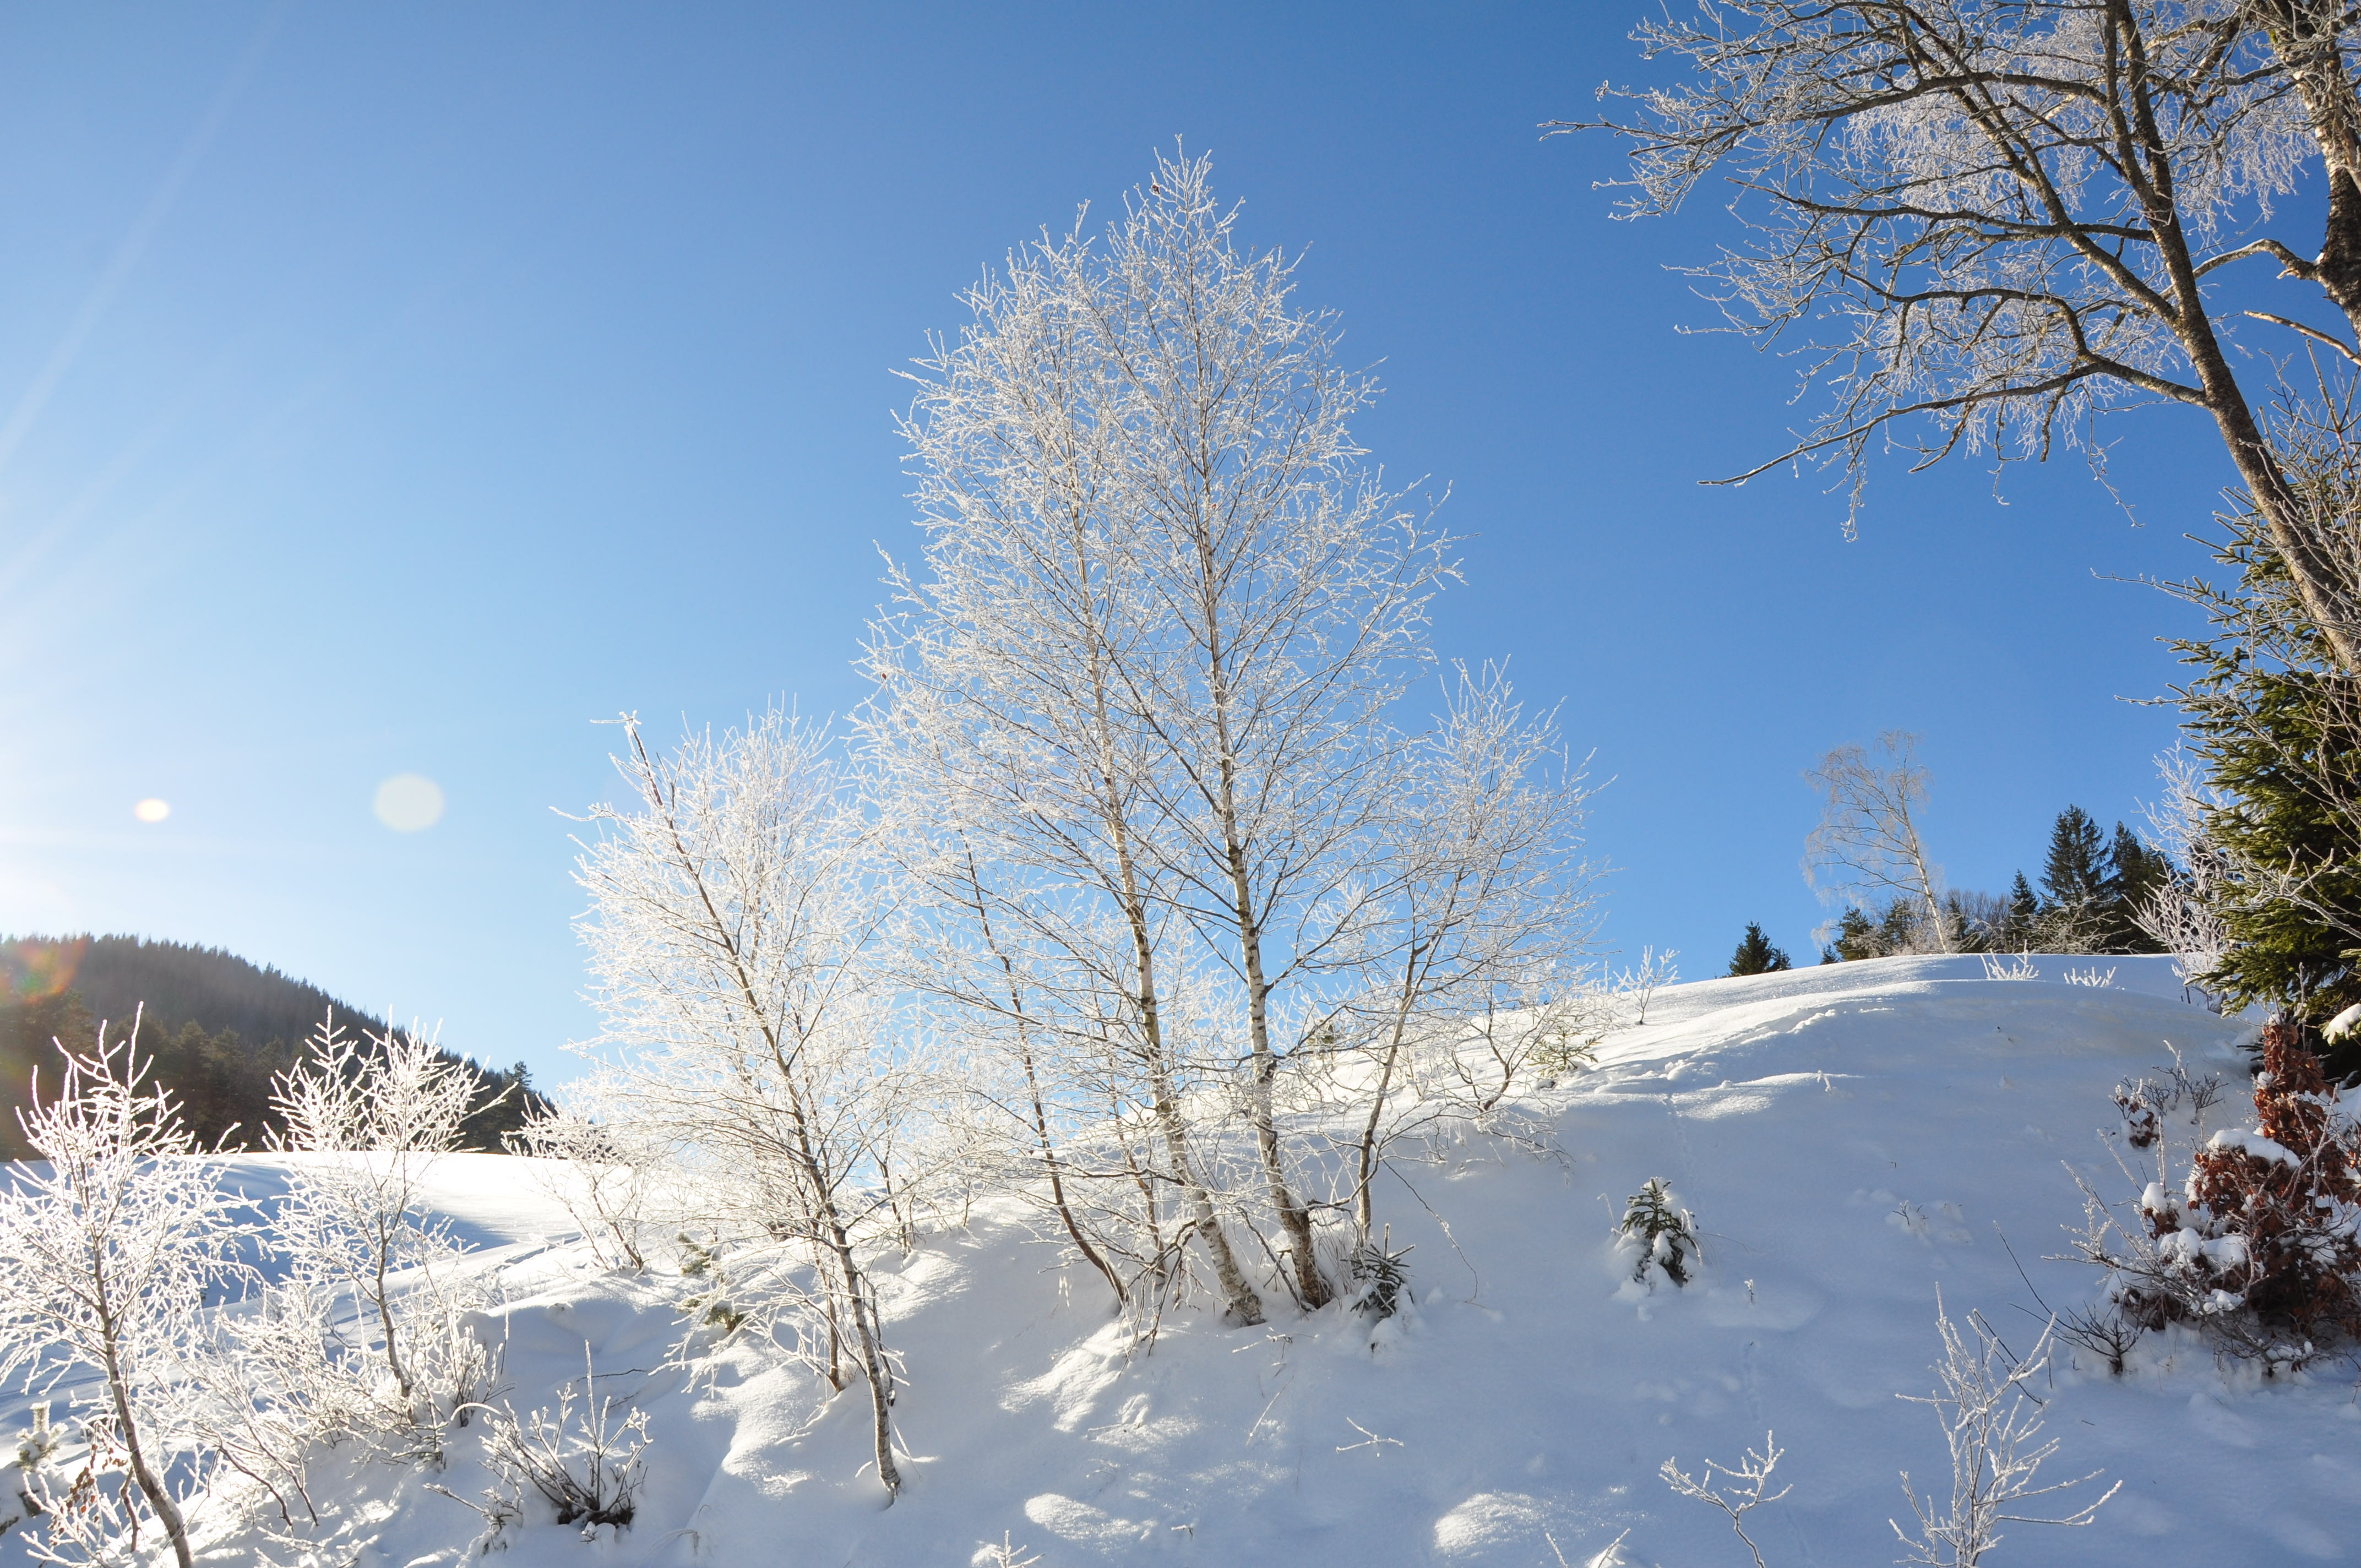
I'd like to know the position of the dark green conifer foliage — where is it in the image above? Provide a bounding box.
[2104,823,2169,954]
[0,935,545,1152]
[2042,806,2110,910]
[1825,906,1884,961]
[2166,507,2361,1037]
[1727,922,1792,976]
[1999,872,2040,949]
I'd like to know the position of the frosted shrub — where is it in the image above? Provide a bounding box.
[1618,1178,1699,1288]
[270,1013,493,1439]
[1612,948,1679,1027]
[475,1346,651,1538]
[1891,1299,2117,1564]
[1979,951,2038,982]
[1661,1431,1785,1568]
[508,1100,663,1272]
[0,1018,253,1568]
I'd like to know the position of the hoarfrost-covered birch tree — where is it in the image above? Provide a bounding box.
[572,710,912,1500]
[1562,0,2361,673]
[880,146,1459,1319]
[1805,731,1954,952]
[0,1016,251,1568]
[1090,154,1454,1310]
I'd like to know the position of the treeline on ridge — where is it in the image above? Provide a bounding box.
[0,934,542,1157]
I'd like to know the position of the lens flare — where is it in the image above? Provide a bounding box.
[132,798,170,823]
[4,937,88,1003]
[373,774,445,832]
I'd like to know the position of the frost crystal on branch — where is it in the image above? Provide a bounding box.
[1563,1,2361,672]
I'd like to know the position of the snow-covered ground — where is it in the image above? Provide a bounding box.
[16,954,2357,1567]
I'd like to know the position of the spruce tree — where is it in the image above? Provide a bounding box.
[2038,805,2114,949]
[1998,871,2039,949]
[2041,806,2109,908]
[1727,922,1791,976]
[1823,907,1877,962]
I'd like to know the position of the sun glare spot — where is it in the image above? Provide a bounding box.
[373,774,445,832]
[133,798,170,823]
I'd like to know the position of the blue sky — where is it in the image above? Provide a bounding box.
[0,6,2261,1085]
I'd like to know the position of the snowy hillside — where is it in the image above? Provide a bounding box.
[14,955,2353,1567]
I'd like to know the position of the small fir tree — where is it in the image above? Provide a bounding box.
[1826,907,1878,962]
[1619,1178,1700,1287]
[1727,922,1792,976]
[1994,872,2039,950]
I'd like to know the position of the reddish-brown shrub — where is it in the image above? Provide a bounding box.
[2117,1020,2361,1353]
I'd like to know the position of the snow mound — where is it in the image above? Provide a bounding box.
[14,956,2349,1567]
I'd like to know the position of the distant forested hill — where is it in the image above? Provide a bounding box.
[0,934,543,1156]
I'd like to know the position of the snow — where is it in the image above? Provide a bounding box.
[2206,1128,2300,1166]
[14,954,2361,1566]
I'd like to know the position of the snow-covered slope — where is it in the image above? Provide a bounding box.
[19,956,2357,1567]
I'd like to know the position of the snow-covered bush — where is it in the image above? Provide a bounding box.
[269,1012,494,1439]
[474,1346,650,1538]
[1979,951,2038,982]
[1618,1178,1699,1288]
[1344,1229,1415,1322]
[2079,1019,2361,1366]
[0,1017,253,1568]
[1661,1430,1786,1568]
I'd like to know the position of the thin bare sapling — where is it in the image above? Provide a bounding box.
[1336,662,1600,1242]
[1805,732,1951,953]
[572,709,916,1501]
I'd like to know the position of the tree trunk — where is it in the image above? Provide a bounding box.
[963,845,1126,1307]
[1189,527,1331,1310]
[97,1282,193,1568]
[820,1210,901,1501]
[1067,548,1265,1326]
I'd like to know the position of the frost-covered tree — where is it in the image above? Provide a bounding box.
[1805,732,1952,952]
[867,190,1268,1321]
[1564,1,2361,674]
[1336,665,1600,1239]
[572,710,912,1500]
[509,1097,664,1272]
[0,1016,251,1568]
[1047,150,1450,1311]
[882,147,1468,1316]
